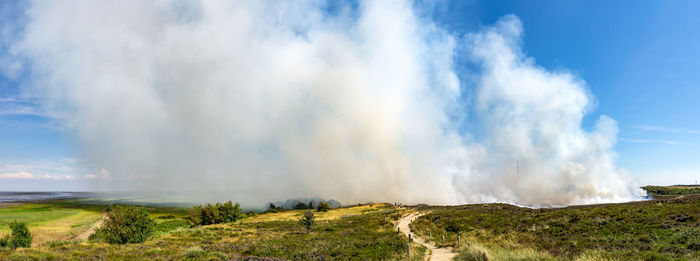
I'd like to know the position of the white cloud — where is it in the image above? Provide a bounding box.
[85,169,110,179]
[0,171,37,179]
[0,171,74,180]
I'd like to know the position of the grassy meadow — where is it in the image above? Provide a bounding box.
[0,202,103,246]
[0,202,426,260]
[0,186,697,260]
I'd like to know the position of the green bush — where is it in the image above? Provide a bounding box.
[188,201,242,226]
[95,205,155,244]
[7,221,32,248]
[219,201,242,223]
[317,202,330,212]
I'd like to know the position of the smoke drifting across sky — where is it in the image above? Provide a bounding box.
[3,0,645,206]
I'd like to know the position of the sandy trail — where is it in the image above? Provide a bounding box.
[74,215,105,241]
[398,213,456,261]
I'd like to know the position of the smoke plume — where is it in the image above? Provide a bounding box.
[4,1,645,206]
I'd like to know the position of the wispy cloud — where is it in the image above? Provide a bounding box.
[0,171,75,180]
[0,171,37,179]
[634,125,700,134]
[619,138,678,145]
[0,98,45,116]
[0,161,92,180]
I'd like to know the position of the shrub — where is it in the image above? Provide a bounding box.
[96,205,155,244]
[8,221,32,248]
[218,201,242,223]
[317,202,330,212]
[294,202,309,210]
[188,201,242,226]
[200,204,220,225]
[299,210,315,233]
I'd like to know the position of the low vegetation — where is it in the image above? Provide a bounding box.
[0,203,416,260]
[412,194,699,260]
[91,205,155,244]
[2,187,697,260]
[643,185,700,196]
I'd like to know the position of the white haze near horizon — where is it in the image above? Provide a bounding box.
[3,0,646,206]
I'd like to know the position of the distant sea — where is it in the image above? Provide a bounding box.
[0,192,96,203]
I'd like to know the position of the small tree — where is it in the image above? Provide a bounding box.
[317,202,330,212]
[299,210,315,233]
[308,201,313,209]
[97,205,155,244]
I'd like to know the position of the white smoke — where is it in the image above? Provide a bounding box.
[4,1,644,206]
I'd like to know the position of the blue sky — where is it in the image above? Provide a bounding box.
[432,0,700,185]
[0,0,699,190]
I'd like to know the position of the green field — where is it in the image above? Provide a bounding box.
[0,202,103,246]
[0,186,698,260]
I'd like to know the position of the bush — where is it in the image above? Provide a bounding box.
[299,210,315,233]
[294,202,309,210]
[188,201,242,226]
[6,221,32,248]
[200,204,220,225]
[317,202,330,212]
[95,205,155,244]
[219,201,242,223]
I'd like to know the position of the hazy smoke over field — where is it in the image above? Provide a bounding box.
[4,0,645,206]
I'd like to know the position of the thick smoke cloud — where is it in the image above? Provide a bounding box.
[4,1,644,206]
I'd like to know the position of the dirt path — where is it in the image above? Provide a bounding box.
[74,215,105,241]
[398,213,456,261]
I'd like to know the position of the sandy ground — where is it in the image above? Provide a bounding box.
[398,213,456,261]
[74,215,105,241]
